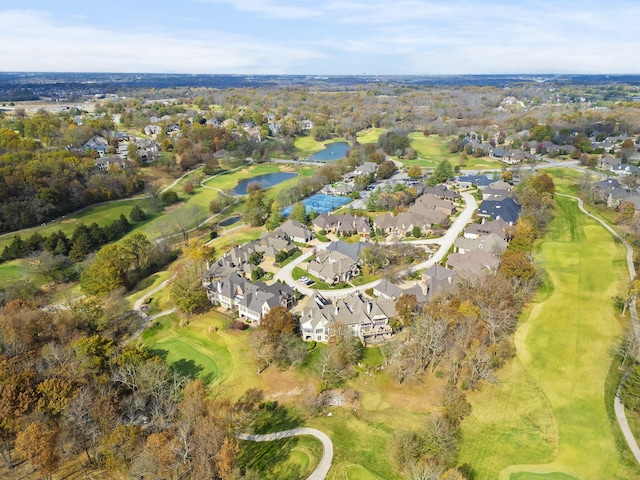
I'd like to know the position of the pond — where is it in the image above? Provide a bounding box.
[309,142,350,162]
[232,172,297,195]
[218,216,241,227]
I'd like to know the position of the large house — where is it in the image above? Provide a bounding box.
[447,250,500,276]
[273,219,315,244]
[299,291,395,344]
[477,197,522,225]
[203,272,295,325]
[592,178,640,209]
[454,233,508,255]
[421,264,458,298]
[312,213,371,237]
[306,241,364,285]
[464,218,511,241]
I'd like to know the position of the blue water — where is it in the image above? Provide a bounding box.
[282,194,351,216]
[232,172,297,195]
[309,142,350,162]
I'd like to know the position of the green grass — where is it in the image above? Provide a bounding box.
[0,260,25,283]
[239,435,322,480]
[510,473,578,480]
[356,128,387,144]
[459,194,639,479]
[351,271,381,286]
[141,312,234,385]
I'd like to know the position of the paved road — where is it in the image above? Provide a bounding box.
[273,190,477,298]
[238,427,333,480]
[557,193,640,467]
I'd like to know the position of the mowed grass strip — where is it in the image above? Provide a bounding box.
[356,128,387,144]
[460,194,638,479]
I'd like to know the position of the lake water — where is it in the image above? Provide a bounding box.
[232,172,297,195]
[309,142,350,162]
[218,216,241,227]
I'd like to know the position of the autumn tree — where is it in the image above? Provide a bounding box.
[395,293,418,326]
[261,306,296,341]
[15,422,60,479]
[407,164,422,179]
[170,269,210,314]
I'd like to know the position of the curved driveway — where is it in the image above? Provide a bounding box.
[273,190,477,299]
[238,428,333,480]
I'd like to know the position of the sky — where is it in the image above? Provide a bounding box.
[1,1,639,75]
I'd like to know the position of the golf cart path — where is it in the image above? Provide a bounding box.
[238,427,333,480]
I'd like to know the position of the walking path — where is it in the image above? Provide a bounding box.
[124,275,177,346]
[273,190,477,299]
[237,428,333,480]
[557,193,640,467]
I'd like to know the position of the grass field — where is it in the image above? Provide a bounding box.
[356,128,387,144]
[459,192,639,479]
[239,435,322,480]
[403,132,505,171]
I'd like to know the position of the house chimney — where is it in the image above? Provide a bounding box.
[367,302,372,315]
[335,305,339,316]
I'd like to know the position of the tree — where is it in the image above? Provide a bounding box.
[616,201,636,226]
[376,160,397,180]
[499,250,536,281]
[407,165,422,179]
[26,250,69,287]
[161,190,179,205]
[290,202,308,224]
[430,160,454,185]
[170,270,210,314]
[395,293,418,326]
[261,306,296,341]
[265,200,284,231]
[129,205,146,222]
[80,244,133,295]
[15,422,59,479]
[620,362,640,411]
[244,184,269,227]
[100,425,140,472]
[360,244,389,274]
[123,233,152,278]
[183,181,194,194]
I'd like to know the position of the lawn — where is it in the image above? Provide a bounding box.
[239,435,322,480]
[459,194,639,479]
[140,310,253,389]
[404,132,505,171]
[356,128,387,144]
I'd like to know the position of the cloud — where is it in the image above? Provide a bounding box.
[194,0,320,19]
[0,9,324,73]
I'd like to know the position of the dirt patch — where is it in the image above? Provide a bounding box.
[162,202,184,214]
[61,217,78,224]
